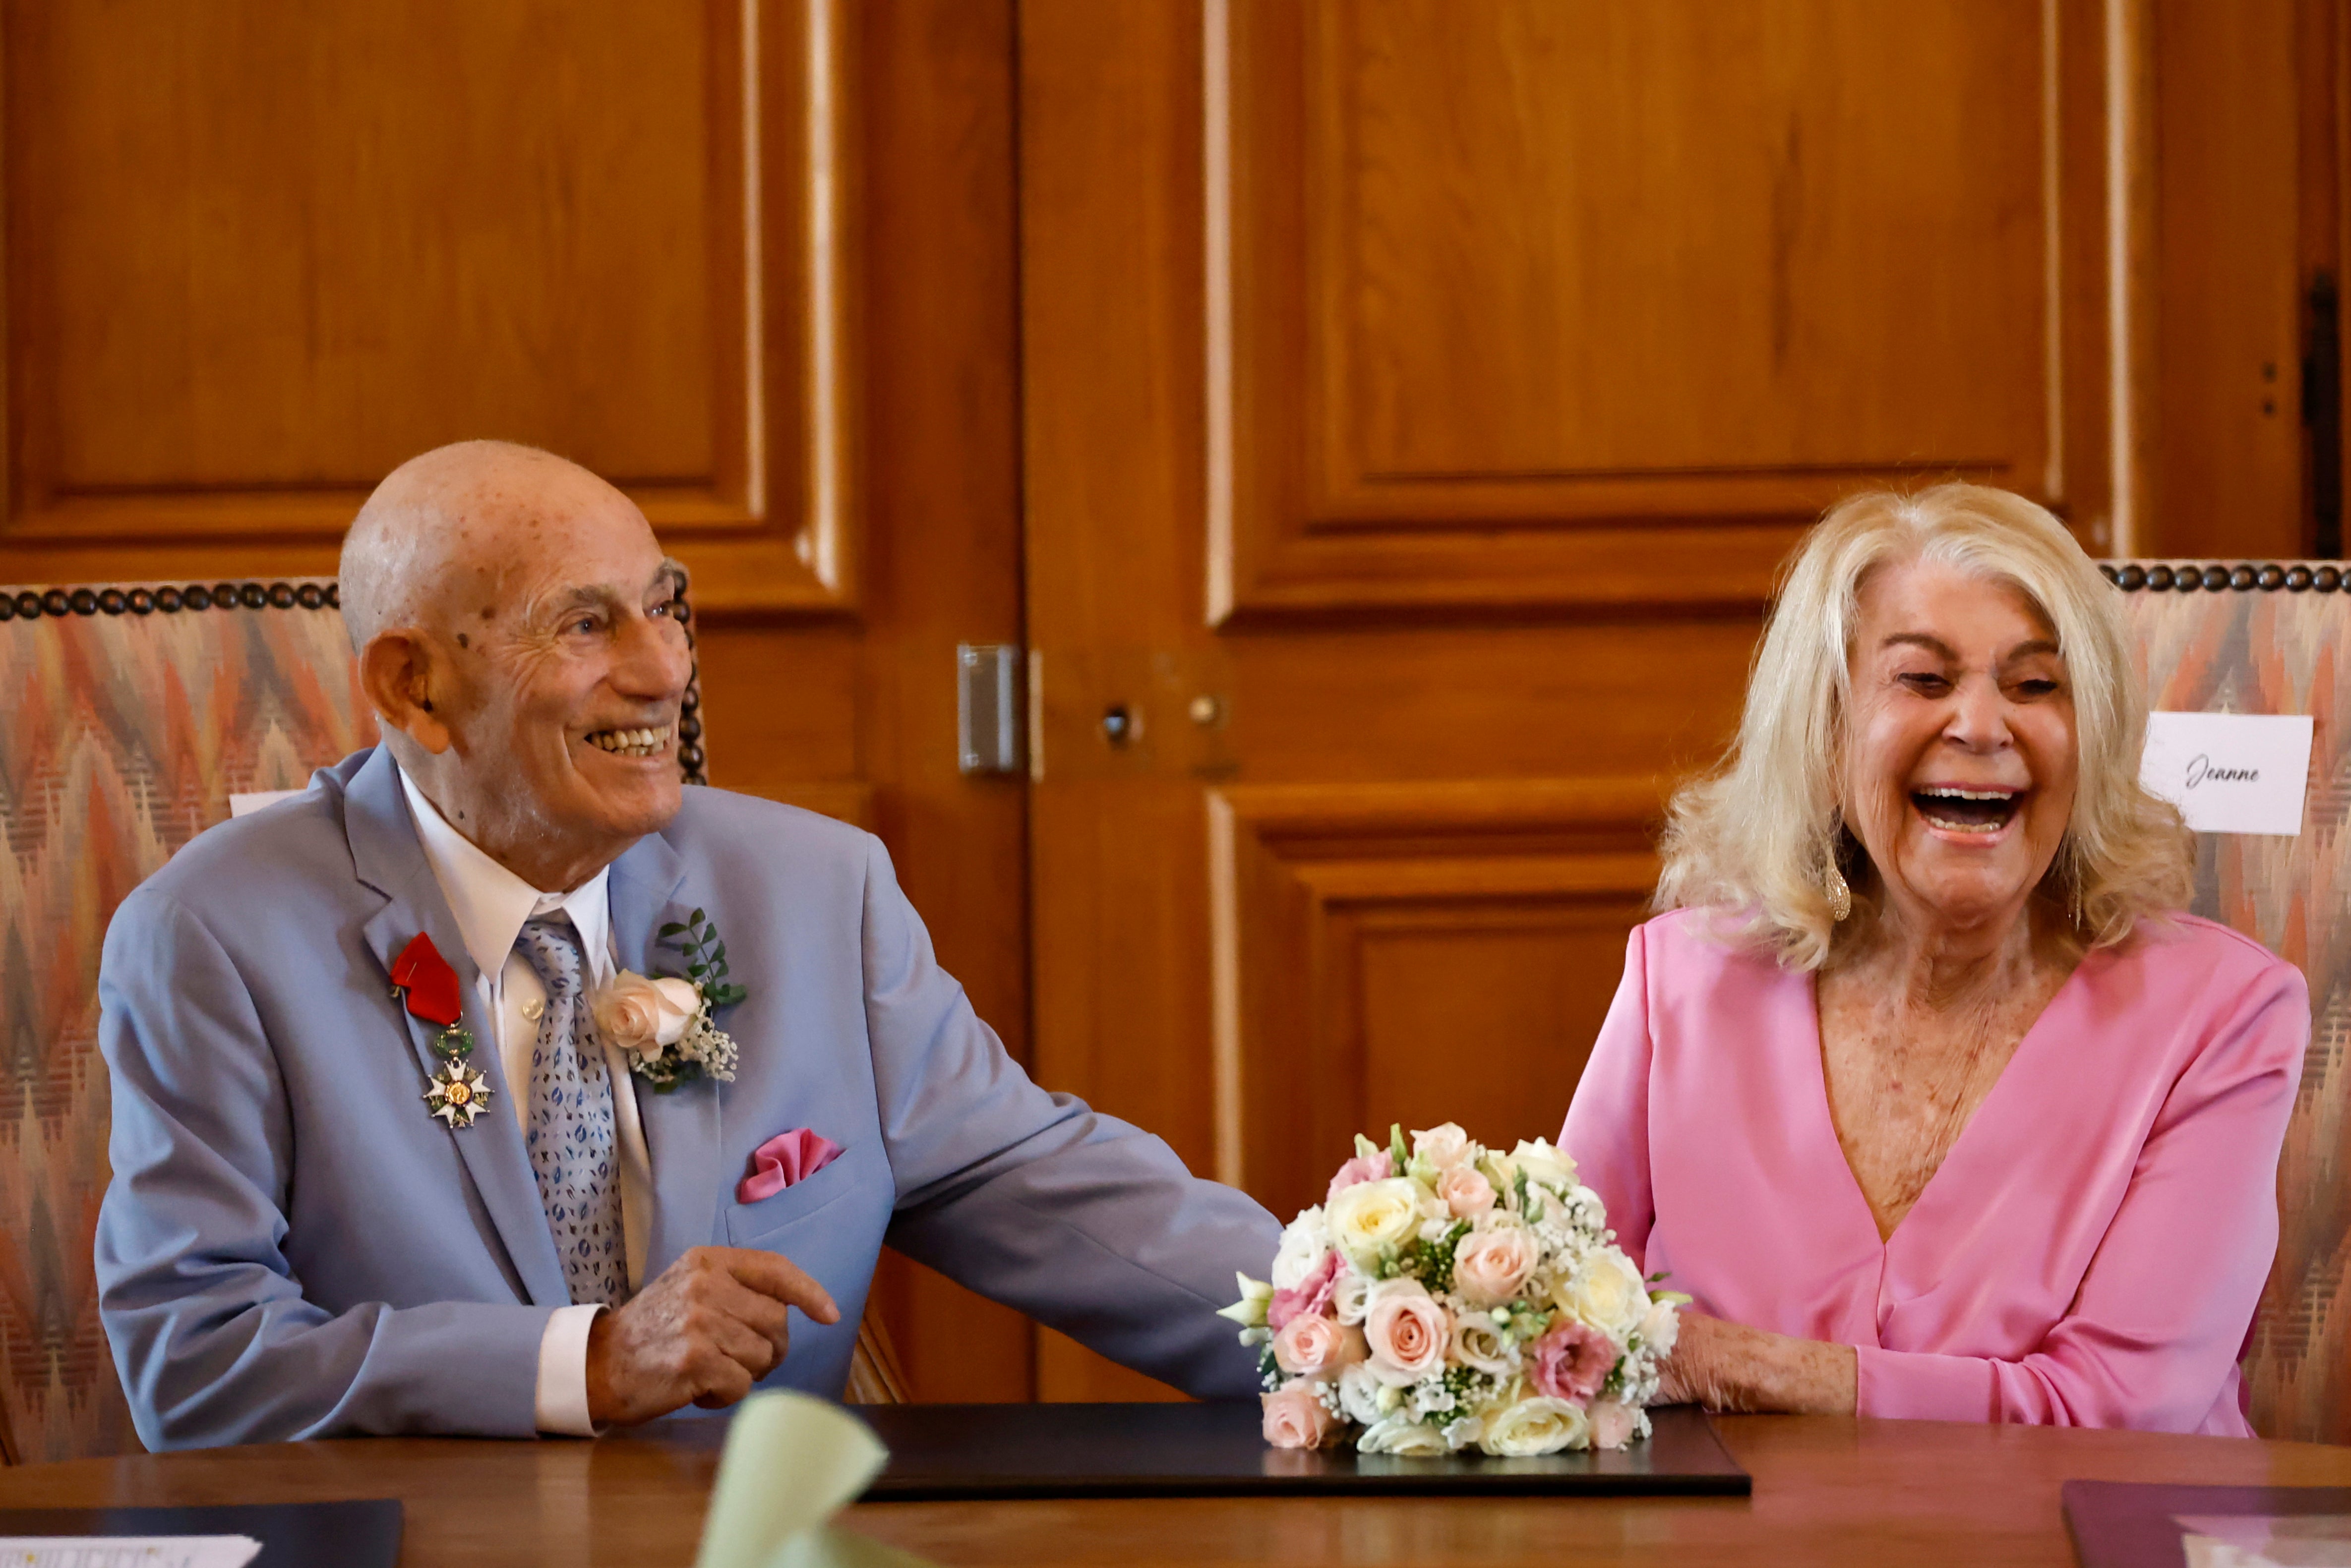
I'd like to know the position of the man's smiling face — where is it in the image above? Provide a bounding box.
[346,443,695,891]
[452,496,691,859]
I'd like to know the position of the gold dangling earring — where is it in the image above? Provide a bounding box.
[1824,856,1853,923]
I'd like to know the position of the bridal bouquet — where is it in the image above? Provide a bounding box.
[1220,1124,1684,1457]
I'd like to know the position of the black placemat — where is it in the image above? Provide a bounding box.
[2063,1480,2351,1568]
[0,1499,401,1568]
[857,1401,1748,1500]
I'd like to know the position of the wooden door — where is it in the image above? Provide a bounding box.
[1019,0,2116,1399]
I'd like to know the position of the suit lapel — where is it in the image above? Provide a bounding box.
[344,749,572,1308]
[609,830,726,1279]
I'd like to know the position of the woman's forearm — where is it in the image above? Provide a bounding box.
[1667,1313,1859,1415]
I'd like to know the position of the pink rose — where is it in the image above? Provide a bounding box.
[1266,1250,1343,1331]
[1261,1382,1340,1450]
[1273,1314,1369,1380]
[1528,1320,1618,1405]
[1587,1396,1640,1449]
[591,971,703,1054]
[1326,1149,1393,1203]
[1451,1223,1538,1306]
[1437,1164,1496,1219]
[1364,1280,1450,1384]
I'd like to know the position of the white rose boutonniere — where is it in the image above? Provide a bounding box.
[590,906,744,1090]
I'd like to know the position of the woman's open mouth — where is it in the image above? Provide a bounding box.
[584,723,673,759]
[1909,785,2024,836]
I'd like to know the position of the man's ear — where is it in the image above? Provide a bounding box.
[360,630,455,755]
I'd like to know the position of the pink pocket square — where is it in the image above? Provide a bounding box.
[737,1128,844,1204]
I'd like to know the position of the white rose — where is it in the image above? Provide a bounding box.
[1555,1251,1649,1340]
[1358,1413,1450,1456]
[1478,1394,1590,1457]
[1636,1298,1681,1358]
[1447,1310,1521,1377]
[1506,1138,1578,1193]
[1331,1271,1373,1326]
[1335,1361,1386,1426]
[591,972,705,1054]
[1270,1207,1330,1290]
[1411,1121,1474,1170]
[1325,1177,1424,1263]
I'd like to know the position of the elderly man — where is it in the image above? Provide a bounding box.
[95,441,1278,1448]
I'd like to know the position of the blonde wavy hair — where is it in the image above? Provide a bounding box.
[1655,483,2192,970]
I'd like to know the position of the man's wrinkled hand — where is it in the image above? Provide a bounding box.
[584,1246,840,1427]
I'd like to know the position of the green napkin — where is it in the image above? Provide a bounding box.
[692,1392,936,1568]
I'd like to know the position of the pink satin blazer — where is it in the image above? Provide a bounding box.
[1560,908,2308,1435]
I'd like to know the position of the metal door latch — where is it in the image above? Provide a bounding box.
[957,644,1026,775]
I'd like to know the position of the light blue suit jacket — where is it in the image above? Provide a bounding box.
[95,747,1277,1449]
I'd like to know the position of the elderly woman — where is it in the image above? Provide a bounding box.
[1560,483,2307,1435]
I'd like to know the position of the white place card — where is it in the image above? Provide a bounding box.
[0,1537,261,1568]
[2139,711,2314,836]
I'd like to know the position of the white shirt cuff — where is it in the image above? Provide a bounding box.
[535,1303,606,1437]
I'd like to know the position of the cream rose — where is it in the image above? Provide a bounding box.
[1261,1382,1340,1450]
[1478,1394,1590,1456]
[1505,1138,1578,1194]
[1586,1397,1641,1450]
[591,972,704,1054]
[1451,1220,1539,1307]
[1447,1309,1520,1377]
[1325,1177,1424,1264]
[1363,1278,1451,1385]
[1270,1207,1330,1290]
[1555,1252,1649,1339]
[1357,1413,1449,1456]
[1411,1121,1473,1170]
[1437,1164,1497,1220]
[1273,1314,1369,1380]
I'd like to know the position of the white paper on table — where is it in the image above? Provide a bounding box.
[0,1536,263,1568]
[2176,1512,2351,1568]
[2138,712,2314,835]
[227,791,302,818]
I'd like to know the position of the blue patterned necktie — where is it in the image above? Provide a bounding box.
[513,914,628,1306]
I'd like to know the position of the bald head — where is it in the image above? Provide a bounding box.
[340,440,645,651]
[341,440,695,890]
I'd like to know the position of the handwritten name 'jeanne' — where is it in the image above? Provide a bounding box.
[2185,753,2260,788]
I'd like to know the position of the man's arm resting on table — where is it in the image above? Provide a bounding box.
[852,837,1281,1399]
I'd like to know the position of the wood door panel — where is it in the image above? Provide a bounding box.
[1,0,855,609]
[1210,0,2113,617]
[1213,780,1659,1221]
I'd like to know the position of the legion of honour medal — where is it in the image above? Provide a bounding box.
[390,932,492,1129]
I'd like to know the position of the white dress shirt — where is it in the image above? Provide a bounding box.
[396,762,655,1437]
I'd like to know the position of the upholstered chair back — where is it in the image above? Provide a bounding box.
[2111,562,2351,1443]
[0,577,911,1465]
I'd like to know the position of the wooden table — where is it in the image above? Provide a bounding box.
[3,1411,2348,1566]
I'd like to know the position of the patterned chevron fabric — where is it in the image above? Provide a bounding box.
[2118,571,2351,1443]
[0,581,376,1461]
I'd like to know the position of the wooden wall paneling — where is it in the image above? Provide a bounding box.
[0,0,854,611]
[1211,781,1662,1221]
[1207,0,2116,619]
[2147,0,2306,560]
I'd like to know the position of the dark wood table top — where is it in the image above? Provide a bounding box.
[2,1409,2349,1566]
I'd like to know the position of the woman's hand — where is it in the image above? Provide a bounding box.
[1658,1311,1859,1415]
